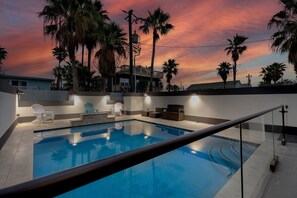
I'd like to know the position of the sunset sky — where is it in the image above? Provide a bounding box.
[0,0,294,88]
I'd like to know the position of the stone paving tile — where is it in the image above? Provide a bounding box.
[261,142,297,198]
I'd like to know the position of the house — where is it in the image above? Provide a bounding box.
[187,80,243,90]
[111,65,163,92]
[0,74,54,90]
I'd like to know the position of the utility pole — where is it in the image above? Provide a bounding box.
[128,10,134,92]
[246,74,252,87]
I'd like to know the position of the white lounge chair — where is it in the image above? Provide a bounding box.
[31,104,55,123]
[111,102,123,116]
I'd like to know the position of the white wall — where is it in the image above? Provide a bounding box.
[17,95,114,117]
[143,94,296,127]
[0,91,17,138]
[123,96,144,112]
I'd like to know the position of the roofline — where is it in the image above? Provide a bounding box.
[0,74,54,82]
[188,80,241,87]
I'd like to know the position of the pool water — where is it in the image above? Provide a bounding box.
[33,120,258,197]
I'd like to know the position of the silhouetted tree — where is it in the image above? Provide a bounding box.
[217,62,232,88]
[139,7,174,91]
[162,59,179,92]
[268,0,297,75]
[225,34,248,87]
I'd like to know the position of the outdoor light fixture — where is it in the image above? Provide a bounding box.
[132,30,139,44]
[16,89,24,95]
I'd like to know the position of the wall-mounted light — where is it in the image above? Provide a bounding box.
[16,89,24,95]
[189,94,200,107]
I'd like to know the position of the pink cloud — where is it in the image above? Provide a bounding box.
[1,0,288,87]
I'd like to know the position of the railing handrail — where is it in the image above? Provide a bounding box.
[0,105,283,197]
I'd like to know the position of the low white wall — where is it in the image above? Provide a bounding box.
[143,94,296,127]
[123,96,144,112]
[0,91,17,138]
[17,95,114,117]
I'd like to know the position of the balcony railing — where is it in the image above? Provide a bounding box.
[13,86,39,90]
[118,65,163,79]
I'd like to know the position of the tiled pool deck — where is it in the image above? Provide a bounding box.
[0,115,296,197]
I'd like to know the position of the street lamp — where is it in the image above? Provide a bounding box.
[123,9,141,92]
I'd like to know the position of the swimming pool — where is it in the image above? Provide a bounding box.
[33,120,258,197]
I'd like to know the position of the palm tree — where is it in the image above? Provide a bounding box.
[53,66,64,89]
[269,62,286,84]
[225,34,248,88]
[85,0,109,70]
[81,0,109,68]
[0,46,7,74]
[268,0,297,75]
[95,22,127,92]
[162,59,179,92]
[139,7,174,91]
[260,62,286,84]
[39,0,97,92]
[0,46,7,65]
[52,46,68,89]
[260,67,272,85]
[217,62,232,89]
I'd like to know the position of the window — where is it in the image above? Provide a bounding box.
[11,80,18,86]
[10,80,28,89]
[20,81,27,87]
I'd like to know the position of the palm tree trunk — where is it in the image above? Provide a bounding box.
[233,61,237,88]
[71,58,78,92]
[87,48,92,88]
[87,48,92,71]
[101,77,106,92]
[81,44,85,65]
[57,61,61,90]
[150,30,157,92]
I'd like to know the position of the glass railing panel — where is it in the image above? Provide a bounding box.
[57,130,244,198]
[212,129,242,197]
[241,107,282,197]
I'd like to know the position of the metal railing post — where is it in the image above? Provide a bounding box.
[280,106,288,145]
[240,123,244,198]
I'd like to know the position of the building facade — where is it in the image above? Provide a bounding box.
[0,75,54,90]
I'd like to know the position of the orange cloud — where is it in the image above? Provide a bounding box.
[1,0,289,88]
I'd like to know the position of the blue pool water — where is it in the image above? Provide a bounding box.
[33,120,258,197]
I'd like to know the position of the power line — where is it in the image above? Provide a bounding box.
[140,38,271,49]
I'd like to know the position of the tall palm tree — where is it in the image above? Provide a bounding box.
[139,7,174,91]
[162,59,179,92]
[268,0,297,75]
[85,0,109,70]
[80,0,109,68]
[52,46,68,89]
[95,22,127,92]
[39,0,96,92]
[217,62,232,89]
[0,46,7,75]
[225,34,248,88]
